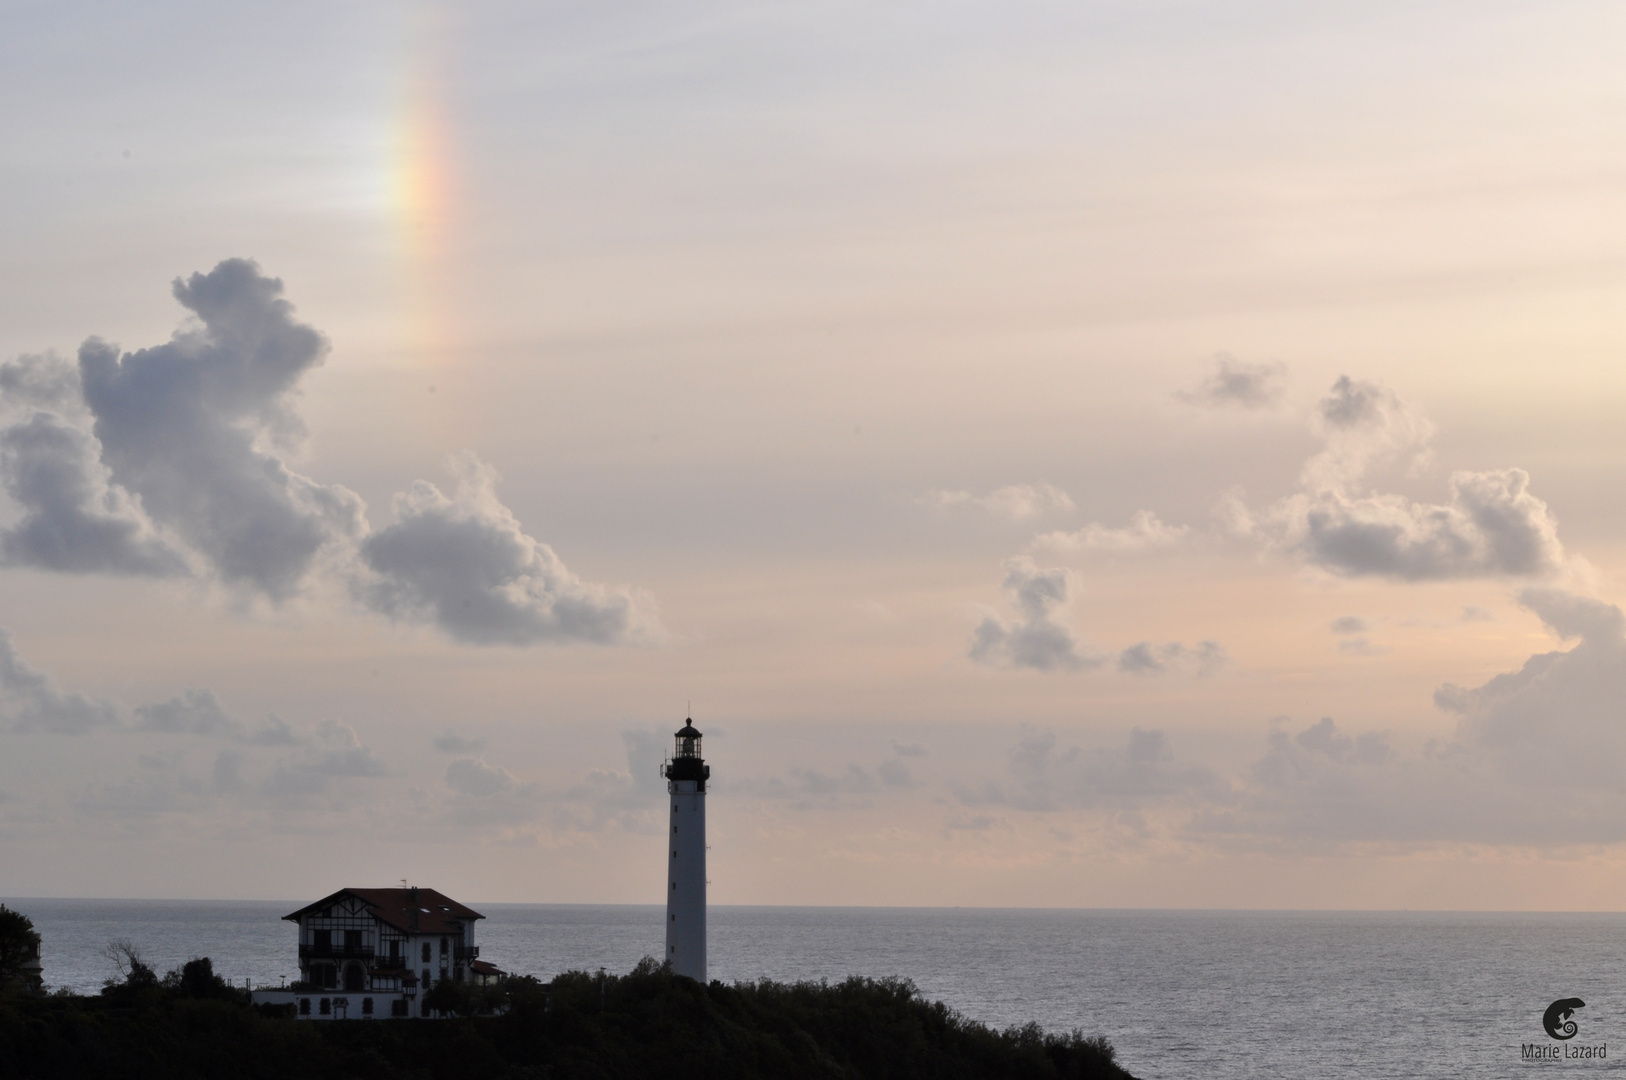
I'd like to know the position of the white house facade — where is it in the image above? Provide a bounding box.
[250,886,501,1019]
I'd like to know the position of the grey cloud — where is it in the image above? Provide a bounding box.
[134,689,234,735]
[1258,377,1563,581]
[0,353,82,414]
[878,758,913,788]
[1290,717,1392,765]
[1117,640,1227,677]
[358,453,655,646]
[1435,590,1626,787]
[969,557,1097,672]
[1460,605,1495,623]
[0,630,118,735]
[1330,616,1368,635]
[212,749,243,792]
[245,716,300,746]
[1518,587,1623,641]
[74,753,208,821]
[1,260,660,650]
[790,765,879,797]
[1318,374,1396,430]
[1175,355,1286,409]
[890,741,927,758]
[445,756,515,798]
[433,730,485,754]
[263,721,386,800]
[1281,469,1564,580]
[1202,596,1626,850]
[957,728,1224,814]
[77,260,366,599]
[1301,376,1434,490]
[0,411,188,576]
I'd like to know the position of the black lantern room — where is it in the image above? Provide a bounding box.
[661,719,710,788]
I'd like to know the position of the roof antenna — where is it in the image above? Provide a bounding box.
[400,878,408,889]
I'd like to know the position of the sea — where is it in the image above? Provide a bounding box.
[2,900,1619,1078]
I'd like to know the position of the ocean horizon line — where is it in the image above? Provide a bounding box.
[8,896,1626,917]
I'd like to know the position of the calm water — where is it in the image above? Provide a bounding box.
[4,899,1620,1079]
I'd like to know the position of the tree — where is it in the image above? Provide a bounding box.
[101,938,157,991]
[0,904,42,992]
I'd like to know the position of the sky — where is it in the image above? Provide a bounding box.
[2,0,1626,909]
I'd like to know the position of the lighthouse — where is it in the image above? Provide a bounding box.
[661,718,709,981]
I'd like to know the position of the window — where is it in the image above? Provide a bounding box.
[299,997,311,1016]
[453,966,463,984]
[389,940,400,959]
[423,968,431,988]
[362,997,374,1016]
[314,929,331,952]
[422,942,431,963]
[392,999,408,1017]
[319,998,331,1016]
[439,936,448,955]
[344,929,362,952]
[671,914,675,922]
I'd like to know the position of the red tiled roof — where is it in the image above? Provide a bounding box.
[283,888,484,935]
[469,959,505,977]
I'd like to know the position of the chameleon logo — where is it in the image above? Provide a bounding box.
[1543,997,1585,1040]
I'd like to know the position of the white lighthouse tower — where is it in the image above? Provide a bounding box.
[661,717,709,982]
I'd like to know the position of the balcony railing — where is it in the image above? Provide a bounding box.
[299,944,375,961]
[453,945,480,961]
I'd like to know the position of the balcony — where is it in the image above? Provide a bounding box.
[299,944,375,961]
[453,945,480,961]
[373,957,407,971]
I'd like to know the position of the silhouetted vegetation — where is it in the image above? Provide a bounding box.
[0,955,1136,1079]
[0,906,42,994]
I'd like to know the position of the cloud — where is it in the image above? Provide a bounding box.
[76,260,366,598]
[922,482,1073,520]
[1256,377,1564,581]
[433,730,485,754]
[0,411,188,576]
[1197,590,1626,850]
[134,689,234,735]
[0,631,118,735]
[1174,355,1286,409]
[0,259,659,649]
[445,756,515,798]
[0,353,83,414]
[358,453,655,646]
[1117,640,1227,676]
[1329,616,1368,635]
[262,720,386,800]
[1301,375,1434,490]
[955,728,1225,814]
[1277,468,1564,580]
[968,557,1097,672]
[877,758,913,788]
[1034,510,1187,553]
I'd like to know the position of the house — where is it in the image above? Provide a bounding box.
[250,886,503,1019]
